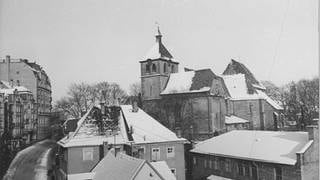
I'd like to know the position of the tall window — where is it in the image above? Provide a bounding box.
[225,159,232,172]
[249,102,253,115]
[214,158,218,170]
[151,148,160,161]
[275,167,282,180]
[193,157,197,165]
[164,63,167,73]
[152,64,157,72]
[171,65,174,72]
[146,64,150,73]
[150,86,152,96]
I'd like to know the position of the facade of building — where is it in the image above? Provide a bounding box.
[190,127,319,180]
[140,30,283,141]
[0,81,37,147]
[0,55,52,139]
[57,105,187,180]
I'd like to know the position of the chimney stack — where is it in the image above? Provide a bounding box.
[132,101,139,113]
[306,125,318,141]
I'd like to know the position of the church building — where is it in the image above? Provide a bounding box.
[139,29,283,140]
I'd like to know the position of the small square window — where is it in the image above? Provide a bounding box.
[167,147,174,158]
[170,168,176,176]
[82,147,93,161]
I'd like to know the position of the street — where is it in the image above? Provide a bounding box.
[3,140,57,180]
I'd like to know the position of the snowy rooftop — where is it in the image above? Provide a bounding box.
[161,69,217,95]
[191,130,310,165]
[92,151,146,180]
[58,105,185,148]
[222,74,283,110]
[225,115,249,124]
[151,161,177,180]
[0,81,31,95]
[207,174,233,180]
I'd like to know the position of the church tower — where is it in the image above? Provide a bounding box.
[140,28,179,102]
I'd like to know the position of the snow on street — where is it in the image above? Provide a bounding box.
[3,140,57,180]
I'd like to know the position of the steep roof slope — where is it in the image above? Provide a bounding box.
[223,59,265,93]
[161,69,218,95]
[191,130,309,165]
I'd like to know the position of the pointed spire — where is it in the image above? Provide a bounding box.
[155,22,162,43]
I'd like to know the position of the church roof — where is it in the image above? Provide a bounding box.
[223,59,265,94]
[142,29,175,61]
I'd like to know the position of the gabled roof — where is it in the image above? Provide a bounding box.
[142,29,175,62]
[121,105,185,144]
[92,151,149,180]
[58,105,186,148]
[191,130,310,165]
[223,59,265,93]
[222,74,283,110]
[161,69,216,95]
[150,161,177,180]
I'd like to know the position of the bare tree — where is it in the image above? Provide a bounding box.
[129,82,141,96]
[54,82,127,118]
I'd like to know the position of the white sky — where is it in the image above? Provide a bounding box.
[0,0,318,101]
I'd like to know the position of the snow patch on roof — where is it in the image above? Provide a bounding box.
[151,161,176,180]
[191,130,309,165]
[225,115,249,124]
[121,105,185,144]
[161,71,195,94]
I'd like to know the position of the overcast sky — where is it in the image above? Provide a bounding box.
[0,0,318,102]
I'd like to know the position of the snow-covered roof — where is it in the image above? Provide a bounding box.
[58,105,186,148]
[225,115,249,124]
[92,151,146,180]
[68,173,94,180]
[207,174,233,180]
[151,161,176,180]
[121,105,186,144]
[222,74,283,110]
[191,130,309,165]
[0,81,32,95]
[161,69,217,95]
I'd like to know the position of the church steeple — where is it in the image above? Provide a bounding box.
[155,26,162,43]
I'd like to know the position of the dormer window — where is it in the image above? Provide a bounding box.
[152,64,157,72]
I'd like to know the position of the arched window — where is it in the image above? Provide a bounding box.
[146,64,150,73]
[164,63,167,73]
[152,64,157,72]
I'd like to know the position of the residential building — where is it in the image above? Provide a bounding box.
[67,149,176,180]
[57,104,187,180]
[190,127,319,180]
[0,81,36,147]
[0,55,52,139]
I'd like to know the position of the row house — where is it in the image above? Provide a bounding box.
[0,81,37,147]
[190,126,319,180]
[0,55,52,139]
[57,104,188,180]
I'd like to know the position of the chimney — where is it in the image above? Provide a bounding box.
[132,101,139,113]
[306,125,318,140]
[5,55,10,82]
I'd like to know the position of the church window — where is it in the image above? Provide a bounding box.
[146,64,150,73]
[164,63,167,73]
[152,64,157,72]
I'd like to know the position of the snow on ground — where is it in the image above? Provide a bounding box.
[34,148,52,180]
